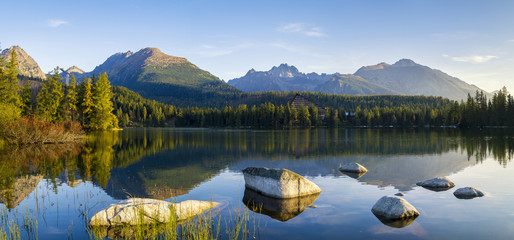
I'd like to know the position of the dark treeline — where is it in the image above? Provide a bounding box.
[112,86,461,128]
[460,87,514,127]
[113,83,514,128]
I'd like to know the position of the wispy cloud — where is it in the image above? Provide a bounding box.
[443,54,498,63]
[48,19,69,28]
[278,23,326,37]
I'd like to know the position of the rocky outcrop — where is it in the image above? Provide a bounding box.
[453,187,485,199]
[416,177,455,191]
[0,46,46,80]
[243,188,320,221]
[371,196,419,228]
[339,162,368,173]
[242,167,322,198]
[65,66,85,74]
[89,198,219,226]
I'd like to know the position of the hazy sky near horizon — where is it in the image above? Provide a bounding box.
[1,0,514,92]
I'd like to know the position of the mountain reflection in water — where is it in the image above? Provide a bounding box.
[1,128,513,205]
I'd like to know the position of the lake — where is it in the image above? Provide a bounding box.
[1,128,513,239]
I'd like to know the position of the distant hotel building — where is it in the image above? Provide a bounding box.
[290,94,326,119]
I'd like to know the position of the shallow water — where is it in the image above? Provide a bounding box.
[1,128,513,239]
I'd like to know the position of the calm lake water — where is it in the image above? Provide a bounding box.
[1,128,514,239]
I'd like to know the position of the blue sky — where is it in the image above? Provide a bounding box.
[1,0,513,92]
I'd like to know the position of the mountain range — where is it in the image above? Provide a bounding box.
[228,59,486,100]
[2,45,488,104]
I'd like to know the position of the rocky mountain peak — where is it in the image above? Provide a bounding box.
[0,46,46,80]
[269,63,301,78]
[66,65,85,74]
[134,47,191,68]
[246,68,257,75]
[393,59,418,67]
[355,62,391,74]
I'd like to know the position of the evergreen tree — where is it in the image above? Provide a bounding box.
[0,53,22,123]
[5,51,21,108]
[0,51,21,109]
[37,67,64,122]
[20,81,32,115]
[65,74,78,121]
[81,78,94,128]
[91,72,117,130]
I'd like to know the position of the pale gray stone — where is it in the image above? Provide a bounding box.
[371,195,419,220]
[453,187,485,199]
[339,162,368,173]
[89,198,219,226]
[416,177,455,191]
[242,167,322,198]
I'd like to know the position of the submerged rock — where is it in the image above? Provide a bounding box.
[339,162,368,173]
[371,195,419,224]
[89,198,219,226]
[453,187,485,199]
[416,177,455,191]
[243,188,320,221]
[395,192,405,196]
[242,167,322,198]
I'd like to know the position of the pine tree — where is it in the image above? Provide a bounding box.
[37,67,64,122]
[20,81,32,115]
[6,50,21,109]
[65,74,78,121]
[91,72,117,130]
[81,77,94,128]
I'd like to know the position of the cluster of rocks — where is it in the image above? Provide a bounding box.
[89,161,486,235]
[416,177,485,199]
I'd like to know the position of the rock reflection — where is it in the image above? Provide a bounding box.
[242,188,320,222]
[372,212,418,228]
[339,171,367,179]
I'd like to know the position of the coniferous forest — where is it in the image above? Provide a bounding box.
[113,85,514,129]
[2,50,514,146]
[0,52,118,144]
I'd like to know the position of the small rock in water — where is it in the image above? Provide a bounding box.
[339,162,368,173]
[242,167,322,198]
[371,195,419,220]
[416,177,455,191]
[453,187,485,199]
[395,192,405,196]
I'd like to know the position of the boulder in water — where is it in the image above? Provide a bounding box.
[242,167,322,198]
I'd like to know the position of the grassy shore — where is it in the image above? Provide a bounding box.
[0,117,85,145]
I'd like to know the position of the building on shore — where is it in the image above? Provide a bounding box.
[290,94,326,119]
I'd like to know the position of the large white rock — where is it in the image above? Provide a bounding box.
[339,162,368,173]
[416,177,455,191]
[89,198,219,226]
[371,195,419,220]
[242,167,322,199]
[453,187,485,199]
